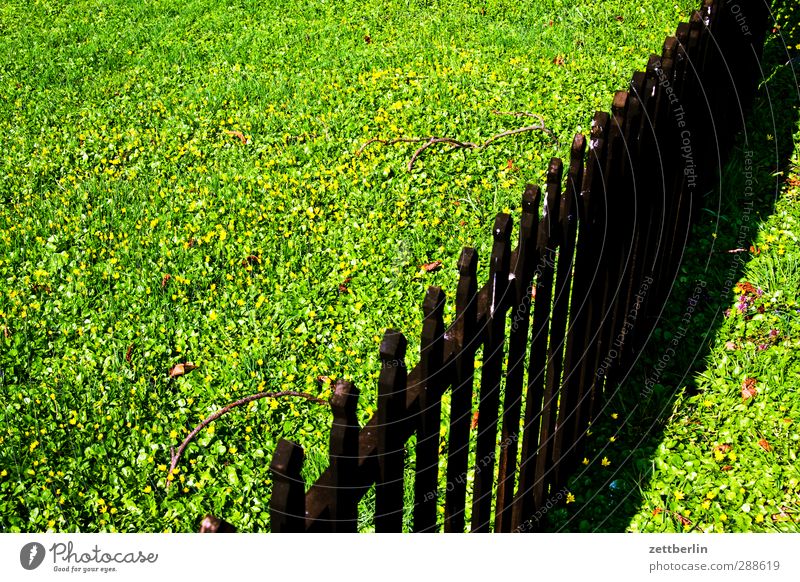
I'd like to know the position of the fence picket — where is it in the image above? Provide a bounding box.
[329,380,361,532]
[414,287,447,532]
[444,248,479,532]
[375,330,409,532]
[471,213,513,532]
[494,185,541,532]
[269,439,306,533]
[550,135,587,487]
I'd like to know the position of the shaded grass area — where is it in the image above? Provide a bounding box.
[546,1,800,533]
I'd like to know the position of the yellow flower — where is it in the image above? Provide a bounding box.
[755,514,764,524]
[702,500,711,509]
[143,485,152,494]
[674,491,685,501]
[719,513,728,522]
[0,469,6,477]
[601,457,611,467]
[158,464,167,471]
[611,413,618,420]
[582,457,589,465]
[566,493,575,504]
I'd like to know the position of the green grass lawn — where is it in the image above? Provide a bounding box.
[545,2,800,533]
[0,0,748,532]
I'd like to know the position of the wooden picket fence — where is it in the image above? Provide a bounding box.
[201,0,769,533]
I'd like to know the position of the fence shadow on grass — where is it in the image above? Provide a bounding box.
[545,0,800,533]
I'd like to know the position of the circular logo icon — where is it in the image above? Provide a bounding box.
[20,542,46,570]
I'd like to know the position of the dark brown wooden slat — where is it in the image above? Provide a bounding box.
[443,248,479,532]
[269,439,306,533]
[329,379,360,532]
[375,330,408,532]
[594,91,632,391]
[512,165,566,529]
[471,213,513,532]
[549,135,587,488]
[529,160,563,514]
[414,287,447,532]
[571,111,611,450]
[586,92,629,421]
[494,185,541,532]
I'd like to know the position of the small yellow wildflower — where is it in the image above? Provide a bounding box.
[601,457,611,467]
[674,491,685,501]
[566,493,576,504]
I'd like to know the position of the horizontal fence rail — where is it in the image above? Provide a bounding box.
[201,0,770,533]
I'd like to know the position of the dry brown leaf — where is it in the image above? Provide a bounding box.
[316,375,332,385]
[721,465,733,471]
[337,277,352,294]
[363,34,372,44]
[169,362,198,378]
[223,129,248,144]
[713,443,732,455]
[772,510,792,522]
[553,55,565,66]
[615,15,624,22]
[758,438,772,452]
[419,260,443,273]
[161,274,172,289]
[125,344,134,364]
[241,254,261,267]
[652,507,663,516]
[674,512,691,527]
[742,377,758,401]
[471,410,479,430]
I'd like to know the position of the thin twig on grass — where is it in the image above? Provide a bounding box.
[166,390,327,487]
[357,110,557,171]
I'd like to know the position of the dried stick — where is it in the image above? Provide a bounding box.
[357,111,556,170]
[166,390,327,487]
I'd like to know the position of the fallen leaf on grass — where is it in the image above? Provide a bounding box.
[316,375,332,385]
[757,438,772,452]
[615,15,624,22]
[125,344,134,364]
[674,512,691,527]
[652,507,663,516]
[713,443,732,455]
[419,260,443,273]
[363,34,372,44]
[721,465,733,471]
[471,410,479,430]
[553,55,565,66]
[741,377,758,401]
[241,255,261,267]
[772,509,792,522]
[338,277,352,294]
[223,129,248,144]
[169,362,198,378]
[161,274,172,289]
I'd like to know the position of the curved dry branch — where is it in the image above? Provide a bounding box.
[166,390,327,487]
[358,112,556,171]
